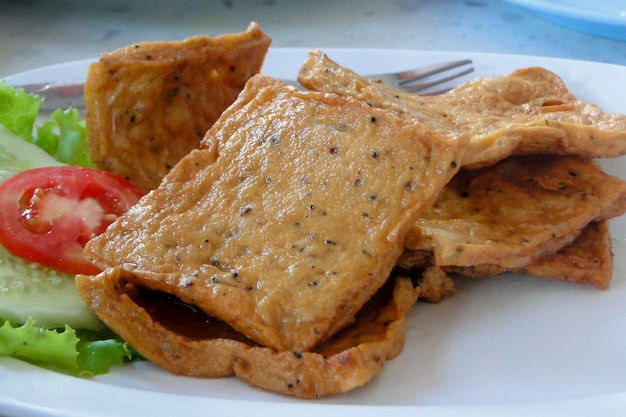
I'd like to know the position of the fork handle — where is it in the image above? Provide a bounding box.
[15,82,85,111]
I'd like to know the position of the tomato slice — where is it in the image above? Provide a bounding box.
[0,166,143,275]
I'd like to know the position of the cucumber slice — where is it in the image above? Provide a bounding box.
[0,125,104,330]
[0,244,104,330]
[0,124,63,182]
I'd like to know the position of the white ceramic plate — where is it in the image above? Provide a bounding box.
[502,0,626,40]
[3,48,626,417]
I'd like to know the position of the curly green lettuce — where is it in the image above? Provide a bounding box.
[34,108,95,167]
[0,80,94,167]
[0,80,39,140]
[0,318,140,376]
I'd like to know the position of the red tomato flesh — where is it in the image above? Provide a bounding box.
[0,166,143,275]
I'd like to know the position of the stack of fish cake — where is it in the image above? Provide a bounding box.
[77,71,466,398]
[299,50,626,290]
[76,43,626,398]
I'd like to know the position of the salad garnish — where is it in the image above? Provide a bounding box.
[0,80,144,375]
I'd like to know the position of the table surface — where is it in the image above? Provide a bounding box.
[1,0,625,79]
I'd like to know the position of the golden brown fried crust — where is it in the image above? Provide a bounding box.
[414,266,457,303]
[445,221,613,289]
[75,270,420,398]
[85,22,271,192]
[520,220,613,289]
[297,49,626,169]
[82,74,466,353]
[399,216,614,290]
[234,276,420,398]
[75,268,247,377]
[405,155,626,270]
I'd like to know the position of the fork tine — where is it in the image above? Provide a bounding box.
[402,66,475,93]
[394,59,473,84]
[365,59,474,95]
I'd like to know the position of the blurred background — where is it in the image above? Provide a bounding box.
[1,0,624,77]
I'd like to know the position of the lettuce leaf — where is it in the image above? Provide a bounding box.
[0,318,142,376]
[0,318,78,372]
[76,330,143,376]
[34,108,95,167]
[0,80,94,167]
[0,80,40,140]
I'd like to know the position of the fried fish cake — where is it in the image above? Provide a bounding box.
[447,220,613,289]
[521,220,613,288]
[405,155,626,270]
[81,75,466,353]
[233,274,420,398]
[297,50,626,169]
[85,22,271,192]
[76,267,420,398]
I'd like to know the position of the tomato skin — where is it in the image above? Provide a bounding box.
[0,166,143,275]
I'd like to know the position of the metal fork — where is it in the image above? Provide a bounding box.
[365,59,474,94]
[15,59,474,111]
[17,82,86,112]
